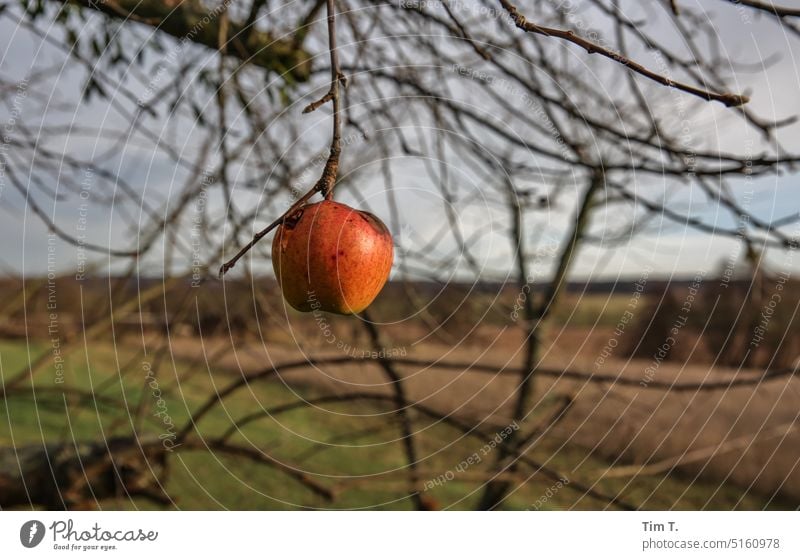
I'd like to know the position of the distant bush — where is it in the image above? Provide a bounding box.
[622,274,800,369]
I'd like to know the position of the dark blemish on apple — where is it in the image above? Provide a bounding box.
[358,211,391,236]
[338,250,345,256]
[283,208,305,230]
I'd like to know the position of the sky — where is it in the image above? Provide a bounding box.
[0,1,798,283]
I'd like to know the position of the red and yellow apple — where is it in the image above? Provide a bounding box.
[272,200,394,314]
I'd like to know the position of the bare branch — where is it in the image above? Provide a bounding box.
[57,0,312,80]
[498,0,749,106]
[721,0,800,18]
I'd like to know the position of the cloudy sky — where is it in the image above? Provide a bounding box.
[0,1,798,283]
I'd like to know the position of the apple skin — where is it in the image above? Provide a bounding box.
[272,200,394,315]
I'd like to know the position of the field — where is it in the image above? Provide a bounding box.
[1,287,797,510]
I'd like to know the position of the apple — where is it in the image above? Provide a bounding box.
[272,200,394,314]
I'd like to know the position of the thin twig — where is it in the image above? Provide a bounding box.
[722,0,800,18]
[498,0,749,107]
[319,0,345,201]
[218,188,317,277]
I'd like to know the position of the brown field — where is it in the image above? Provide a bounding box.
[161,320,800,507]
[3,277,798,509]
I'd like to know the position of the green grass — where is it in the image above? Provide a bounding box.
[0,339,789,510]
[550,294,635,328]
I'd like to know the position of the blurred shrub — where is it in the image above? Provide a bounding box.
[622,274,800,369]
